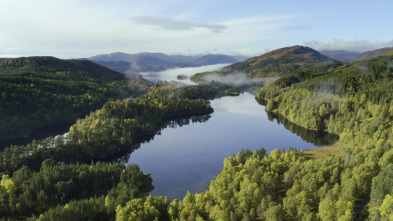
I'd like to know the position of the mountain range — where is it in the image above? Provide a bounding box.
[319,50,361,62]
[85,47,393,77]
[87,52,248,74]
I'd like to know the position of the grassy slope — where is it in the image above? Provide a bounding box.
[303,141,346,159]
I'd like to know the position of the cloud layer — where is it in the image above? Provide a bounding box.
[132,16,227,33]
[305,39,393,52]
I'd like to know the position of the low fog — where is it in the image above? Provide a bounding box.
[136,63,231,85]
[201,71,278,87]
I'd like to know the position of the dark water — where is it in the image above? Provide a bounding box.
[127,93,338,199]
[0,124,72,150]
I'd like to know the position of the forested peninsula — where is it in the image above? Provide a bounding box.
[0,56,150,144]
[1,47,393,220]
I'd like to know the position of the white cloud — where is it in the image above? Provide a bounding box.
[282,26,311,31]
[221,14,301,26]
[132,16,227,33]
[305,39,393,52]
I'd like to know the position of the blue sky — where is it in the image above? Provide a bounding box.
[1,0,392,58]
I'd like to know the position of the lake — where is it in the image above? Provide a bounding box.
[127,65,338,199]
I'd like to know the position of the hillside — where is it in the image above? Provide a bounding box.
[381,48,393,56]
[252,54,393,220]
[0,56,149,143]
[3,52,393,220]
[228,45,334,78]
[353,47,393,61]
[319,50,360,62]
[42,53,393,220]
[88,52,242,74]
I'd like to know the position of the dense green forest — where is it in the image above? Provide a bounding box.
[0,65,240,219]
[0,81,239,172]
[0,56,150,143]
[2,53,393,220]
[110,54,393,220]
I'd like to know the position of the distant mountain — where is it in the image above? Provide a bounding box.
[89,52,135,62]
[353,47,393,61]
[228,45,334,78]
[87,52,246,74]
[319,50,360,62]
[91,60,134,74]
[191,54,237,66]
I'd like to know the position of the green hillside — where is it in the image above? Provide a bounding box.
[0,82,238,219]
[106,51,393,221]
[381,48,393,57]
[0,56,149,143]
[228,45,334,78]
[107,53,393,221]
[3,52,393,220]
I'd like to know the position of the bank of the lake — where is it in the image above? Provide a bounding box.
[127,92,338,199]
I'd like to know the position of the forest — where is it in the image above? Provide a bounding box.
[0,56,150,143]
[108,54,393,220]
[0,57,240,219]
[1,52,393,220]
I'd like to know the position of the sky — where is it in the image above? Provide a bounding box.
[1,0,393,58]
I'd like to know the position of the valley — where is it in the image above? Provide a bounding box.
[1,45,393,220]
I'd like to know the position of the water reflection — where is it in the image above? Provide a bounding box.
[105,114,212,164]
[266,111,339,146]
[165,115,211,129]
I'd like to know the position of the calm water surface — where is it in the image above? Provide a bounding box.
[127,92,337,199]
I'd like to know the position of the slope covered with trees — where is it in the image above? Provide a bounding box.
[0,80,240,219]
[0,56,150,143]
[113,54,393,220]
[2,51,393,220]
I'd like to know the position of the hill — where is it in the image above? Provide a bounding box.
[228,45,334,78]
[381,48,393,56]
[0,56,149,144]
[88,52,242,74]
[353,47,393,61]
[319,50,360,62]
